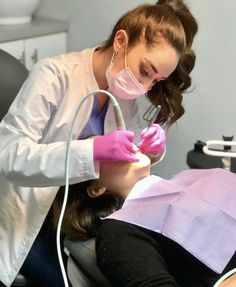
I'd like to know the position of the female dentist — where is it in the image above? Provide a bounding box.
[0,0,198,286]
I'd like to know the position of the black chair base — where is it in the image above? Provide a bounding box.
[12,273,28,287]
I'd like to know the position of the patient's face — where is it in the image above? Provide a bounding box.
[96,152,151,198]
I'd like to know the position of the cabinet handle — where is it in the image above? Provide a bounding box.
[31,49,38,63]
[20,51,26,66]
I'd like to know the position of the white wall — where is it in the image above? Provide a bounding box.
[36,0,153,51]
[159,0,236,178]
[36,0,236,178]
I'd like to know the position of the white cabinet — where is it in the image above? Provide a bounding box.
[0,32,66,70]
[0,39,23,62]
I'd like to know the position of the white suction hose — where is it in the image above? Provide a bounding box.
[56,90,125,287]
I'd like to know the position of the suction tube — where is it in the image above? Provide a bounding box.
[56,89,125,287]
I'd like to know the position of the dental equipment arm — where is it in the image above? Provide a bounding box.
[203,140,236,158]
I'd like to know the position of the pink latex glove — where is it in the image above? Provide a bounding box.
[137,124,166,155]
[93,130,139,162]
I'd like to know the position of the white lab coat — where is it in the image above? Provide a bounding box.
[0,47,146,286]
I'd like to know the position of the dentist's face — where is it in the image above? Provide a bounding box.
[113,37,180,92]
[97,152,151,198]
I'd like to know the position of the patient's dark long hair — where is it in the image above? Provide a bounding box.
[52,181,122,241]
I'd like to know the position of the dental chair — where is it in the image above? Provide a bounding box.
[64,237,111,287]
[0,49,29,286]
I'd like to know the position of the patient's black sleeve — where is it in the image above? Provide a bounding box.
[96,219,177,287]
[96,219,235,287]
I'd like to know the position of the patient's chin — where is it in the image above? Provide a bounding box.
[133,152,151,169]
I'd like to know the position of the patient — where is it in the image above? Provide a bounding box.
[53,152,236,287]
[53,151,151,240]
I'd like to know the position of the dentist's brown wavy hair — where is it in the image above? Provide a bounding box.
[100,0,198,127]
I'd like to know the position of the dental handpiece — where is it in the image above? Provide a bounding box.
[77,89,126,130]
[91,89,126,130]
[113,103,126,130]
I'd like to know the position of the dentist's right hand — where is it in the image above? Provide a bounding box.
[93,130,139,162]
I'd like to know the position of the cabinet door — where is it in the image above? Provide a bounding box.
[0,40,25,64]
[24,32,67,70]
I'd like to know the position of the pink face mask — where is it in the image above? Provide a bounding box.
[106,52,147,100]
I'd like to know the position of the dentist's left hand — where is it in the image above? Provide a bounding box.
[137,124,166,155]
[93,130,139,162]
